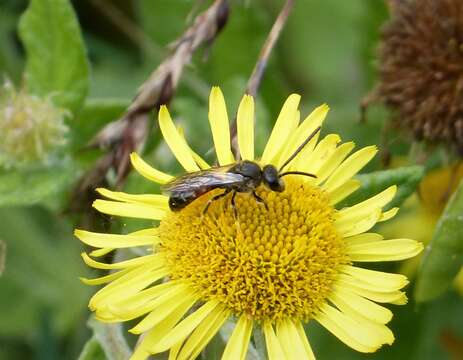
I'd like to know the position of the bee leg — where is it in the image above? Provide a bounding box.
[202,189,231,215]
[253,191,268,211]
[230,191,238,219]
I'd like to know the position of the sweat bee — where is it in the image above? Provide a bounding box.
[162,126,321,214]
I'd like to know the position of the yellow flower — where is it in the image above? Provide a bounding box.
[76,87,423,360]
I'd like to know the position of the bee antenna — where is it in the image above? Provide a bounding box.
[278,126,321,173]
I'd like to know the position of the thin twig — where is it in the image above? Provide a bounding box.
[71,0,230,214]
[229,0,294,155]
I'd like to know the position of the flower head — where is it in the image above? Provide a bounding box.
[76,87,423,360]
[0,80,69,169]
[374,0,463,154]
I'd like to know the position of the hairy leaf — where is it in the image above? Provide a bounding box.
[415,179,463,302]
[18,0,89,114]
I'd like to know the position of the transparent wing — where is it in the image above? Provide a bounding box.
[161,169,246,195]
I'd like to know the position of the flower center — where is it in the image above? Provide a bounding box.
[159,178,348,321]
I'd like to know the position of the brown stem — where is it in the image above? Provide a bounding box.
[71,0,230,217]
[229,0,294,156]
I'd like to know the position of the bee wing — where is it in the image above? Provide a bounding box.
[161,169,246,195]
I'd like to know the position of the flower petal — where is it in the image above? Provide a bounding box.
[74,229,158,248]
[159,105,199,172]
[336,208,381,237]
[329,179,361,205]
[347,239,424,261]
[177,307,230,360]
[93,200,166,220]
[330,286,393,324]
[263,322,286,360]
[237,94,255,161]
[323,146,377,193]
[153,300,221,352]
[96,188,169,208]
[130,153,173,184]
[277,319,315,360]
[130,287,198,334]
[344,232,383,245]
[296,134,340,175]
[295,322,316,360]
[316,142,355,184]
[261,94,301,165]
[316,304,387,352]
[341,265,409,290]
[336,186,397,225]
[209,87,234,165]
[378,207,399,222]
[335,283,407,304]
[279,104,329,170]
[221,315,253,360]
[81,252,160,270]
[177,125,210,169]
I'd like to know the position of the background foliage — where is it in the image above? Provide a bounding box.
[0,0,462,359]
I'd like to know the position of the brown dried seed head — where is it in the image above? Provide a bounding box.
[377,0,463,154]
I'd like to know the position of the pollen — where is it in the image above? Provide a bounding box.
[159,178,349,321]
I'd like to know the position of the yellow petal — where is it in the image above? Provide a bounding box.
[208,87,234,165]
[131,294,198,360]
[80,267,131,286]
[159,105,199,172]
[336,186,397,224]
[336,208,381,237]
[344,232,383,245]
[130,287,198,334]
[130,153,173,184]
[177,126,210,169]
[341,265,409,290]
[296,134,340,175]
[330,287,393,324]
[329,179,361,205]
[263,322,286,360]
[221,315,253,360]
[237,94,255,161]
[96,188,169,208]
[93,200,166,220]
[153,300,220,352]
[89,247,114,257]
[323,146,377,193]
[316,304,384,353]
[277,319,315,360]
[316,142,355,184]
[279,104,329,170]
[178,307,230,360]
[81,252,160,270]
[335,283,407,304]
[294,322,316,360]
[378,207,399,222]
[261,94,301,165]
[74,229,158,248]
[347,239,424,261]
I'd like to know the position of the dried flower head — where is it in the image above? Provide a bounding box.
[0,80,69,169]
[373,0,463,154]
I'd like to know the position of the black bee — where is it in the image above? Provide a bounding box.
[162,126,321,213]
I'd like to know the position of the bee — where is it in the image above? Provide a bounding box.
[162,126,321,214]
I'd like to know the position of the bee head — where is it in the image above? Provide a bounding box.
[169,196,188,211]
[263,164,285,192]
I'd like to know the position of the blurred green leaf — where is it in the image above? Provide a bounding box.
[340,166,425,209]
[87,317,131,360]
[0,240,5,275]
[415,179,463,302]
[78,336,106,360]
[18,0,89,114]
[0,207,90,337]
[0,160,78,208]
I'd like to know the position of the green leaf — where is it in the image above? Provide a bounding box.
[340,166,425,209]
[0,160,78,208]
[87,317,131,360]
[0,207,90,337]
[18,0,90,114]
[415,178,463,302]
